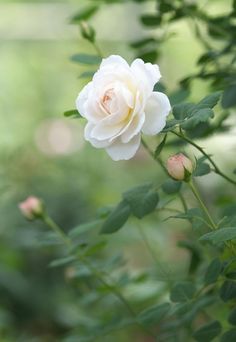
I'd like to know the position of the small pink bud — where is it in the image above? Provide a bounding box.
[19,196,43,220]
[167,153,193,181]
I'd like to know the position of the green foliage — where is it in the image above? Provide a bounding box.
[100,200,131,234]
[220,280,236,302]
[70,5,99,23]
[170,282,195,302]
[123,183,159,219]
[200,228,236,244]
[162,179,182,194]
[204,258,222,285]
[192,320,222,342]
[137,302,170,325]
[221,329,236,342]
[70,54,102,65]
[64,109,82,118]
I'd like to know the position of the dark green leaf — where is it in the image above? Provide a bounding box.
[204,259,222,285]
[100,200,131,234]
[169,88,190,105]
[193,321,222,342]
[70,54,102,65]
[178,240,201,274]
[197,92,221,109]
[193,158,211,177]
[170,282,195,302]
[138,303,170,325]
[228,307,236,325]
[172,103,195,120]
[49,256,76,268]
[162,179,182,194]
[200,227,236,244]
[64,109,81,118]
[181,108,214,130]
[69,220,102,238]
[221,328,236,342]
[138,50,158,63]
[70,5,98,23]
[123,183,159,219]
[79,71,95,79]
[222,85,236,108]
[140,14,161,27]
[220,280,236,302]
[154,134,167,158]
[130,37,156,49]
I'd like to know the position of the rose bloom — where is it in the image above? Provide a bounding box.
[19,196,43,220]
[167,153,193,181]
[76,55,171,161]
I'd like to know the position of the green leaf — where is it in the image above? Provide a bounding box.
[222,85,236,108]
[221,328,236,342]
[169,88,190,105]
[192,320,222,342]
[138,50,158,63]
[123,183,159,219]
[204,259,222,285]
[220,280,236,302]
[162,179,182,194]
[64,109,81,118]
[178,240,201,274]
[70,5,99,23]
[172,103,195,120]
[193,158,211,177]
[70,54,102,65]
[49,256,76,268]
[69,220,102,238]
[100,200,131,234]
[228,307,236,325]
[181,108,214,130]
[154,134,167,158]
[138,303,170,325]
[79,71,95,79]
[140,14,161,27]
[197,92,221,109]
[130,37,156,49]
[200,227,236,244]
[170,282,195,302]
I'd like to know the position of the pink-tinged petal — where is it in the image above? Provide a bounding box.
[131,59,161,94]
[106,134,141,161]
[142,92,171,135]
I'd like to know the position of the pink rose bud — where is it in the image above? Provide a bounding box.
[19,196,43,220]
[167,153,193,181]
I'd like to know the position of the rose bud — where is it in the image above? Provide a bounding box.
[80,21,95,43]
[19,196,43,220]
[167,153,193,181]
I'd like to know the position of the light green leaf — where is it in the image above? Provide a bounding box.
[100,200,131,234]
[49,256,76,268]
[181,108,214,130]
[200,227,236,244]
[123,183,159,219]
[79,71,95,79]
[70,54,102,65]
[192,321,222,342]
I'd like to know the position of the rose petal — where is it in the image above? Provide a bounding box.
[106,134,141,161]
[100,55,129,69]
[121,111,145,143]
[142,92,171,135]
[84,123,111,148]
[76,82,92,117]
[131,59,161,95]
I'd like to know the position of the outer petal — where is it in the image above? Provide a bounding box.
[106,134,141,161]
[142,92,171,135]
[75,82,92,118]
[100,55,129,69]
[131,59,161,94]
[84,123,111,148]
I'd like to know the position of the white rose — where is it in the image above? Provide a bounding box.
[76,55,171,161]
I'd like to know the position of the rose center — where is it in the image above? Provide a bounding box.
[101,88,114,114]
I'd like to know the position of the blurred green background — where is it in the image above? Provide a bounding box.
[0,0,235,341]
